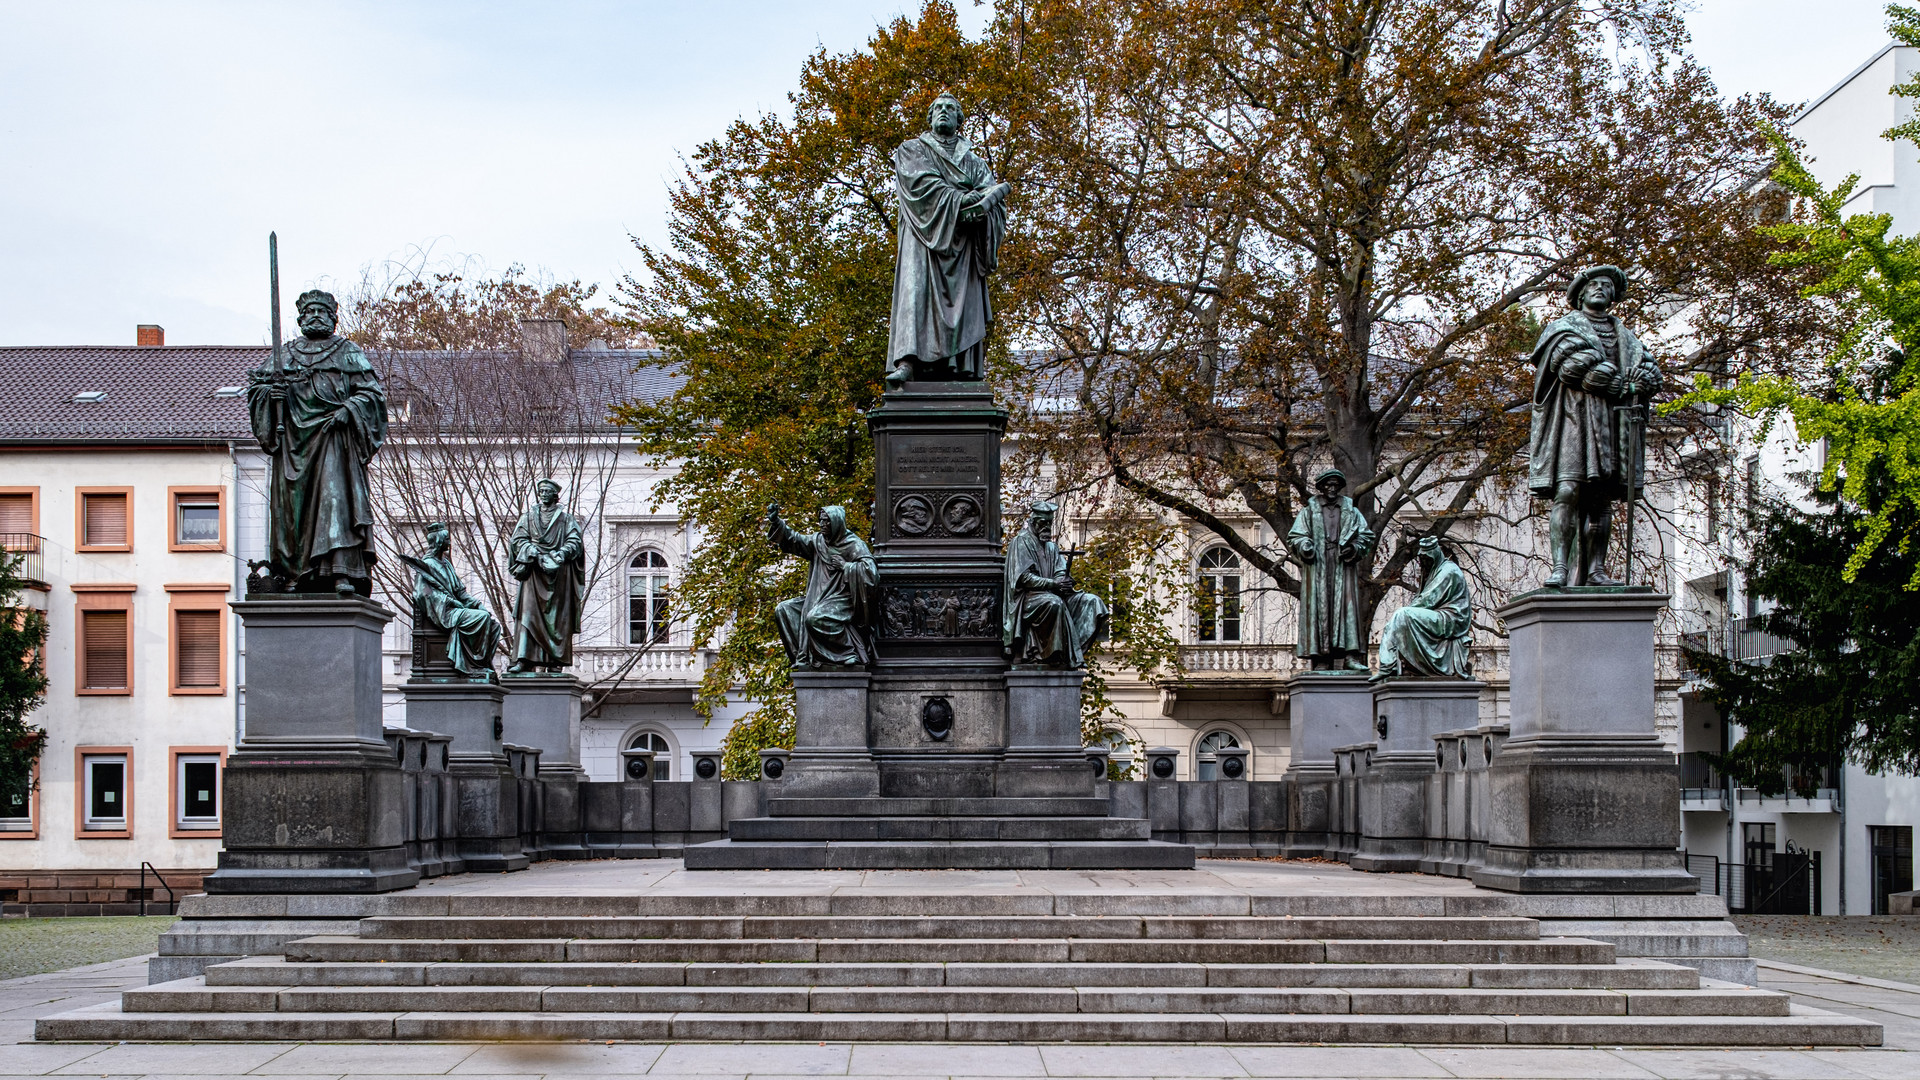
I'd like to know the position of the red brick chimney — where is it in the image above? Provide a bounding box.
[136,324,165,347]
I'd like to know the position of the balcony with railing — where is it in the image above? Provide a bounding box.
[1178,643,1296,675]
[1681,617,1795,675]
[572,644,710,685]
[1679,751,1726,811]
[1,534,44,589]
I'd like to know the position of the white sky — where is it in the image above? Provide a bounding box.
[0,0,1896,346]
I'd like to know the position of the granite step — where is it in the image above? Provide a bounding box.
[203,956,1700,990]
[349,914,1541,940]
[765,797,1114,817]
[121,976,1789,1017]
[38,999,1881,1045]
[681,838,1195,869]
[283,935,1617,966]
[727,815,1152,841]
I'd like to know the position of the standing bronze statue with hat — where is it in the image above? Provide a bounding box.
[1527,266,1661,587]
[1287,469,1375,672]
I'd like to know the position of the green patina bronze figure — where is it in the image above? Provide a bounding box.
[767,504,878,668]
[402,522,502,682]
[1003,502,1109,669]
[1528,265,1660,587]
[1288,469,1375,672]
[247,286,386,597]
[508,480,585,674]
[885,91,1009,390]
[1376,536,1473,680]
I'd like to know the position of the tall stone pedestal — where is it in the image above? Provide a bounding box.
[502,674,586,779]
[1473,589,1695,894]
[206,597,419,894]
[783,670,880,799]
[998,668,1097,798]
[1284,673,1373,857]
[1353,679,1483,873]
[403,678,528,873]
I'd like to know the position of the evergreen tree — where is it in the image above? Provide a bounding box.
[0,550,48,803]
[1692,477,1920,789]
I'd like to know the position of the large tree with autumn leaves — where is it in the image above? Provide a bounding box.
[619,0,1822,770]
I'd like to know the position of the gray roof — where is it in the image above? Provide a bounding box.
[0,345,678,444]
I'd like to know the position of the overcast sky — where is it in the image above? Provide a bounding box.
[0,0,1897,347]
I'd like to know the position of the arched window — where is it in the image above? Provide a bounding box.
[1196,729,1241,780]
[1197,547,1241,642]
[628,730,671,780]
[628,551,670,645]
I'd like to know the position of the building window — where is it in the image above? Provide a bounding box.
[1195,729,1241,780]
[1197,547,1242,642]
[173,610,222,692]
[172,750,222,834]
[628,551,671,645]
[78,604,132,694]
[78,750,132,835]
[77,488,133,552]
[0,766,33,835]
[168,488,225,551]
[0,487,38,551]
[1871,826,1913,917]
[628,730,671,780]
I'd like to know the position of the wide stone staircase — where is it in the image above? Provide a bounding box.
[37,892,1882,1044]
[685,797,1196,869]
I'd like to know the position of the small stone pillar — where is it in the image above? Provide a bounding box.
[780,670,879,799]
[999,668,1097,797]
[1353,678,1483,873]
[1474,589,1694,893]
[1144,747,1180,842]
[403,675,527,874]
[1283,672,1373,857]
[208,597,419,894]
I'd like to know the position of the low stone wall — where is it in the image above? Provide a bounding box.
[0,868,207,917]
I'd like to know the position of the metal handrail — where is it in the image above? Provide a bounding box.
[138,862,176,916]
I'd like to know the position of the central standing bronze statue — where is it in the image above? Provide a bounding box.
[1528,266,1661,587]
[885,91,1009,389]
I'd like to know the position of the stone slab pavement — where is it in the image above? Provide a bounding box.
[3,949,1919,1079]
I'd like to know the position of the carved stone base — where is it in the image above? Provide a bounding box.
[1284,673,1373,855]
[502,674,586,780]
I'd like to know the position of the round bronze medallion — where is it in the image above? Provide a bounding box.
[894,494,934,536]
[941,494,983,536]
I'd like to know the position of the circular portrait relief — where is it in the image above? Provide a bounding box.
[894,494,934,536]
[941,494,983,536]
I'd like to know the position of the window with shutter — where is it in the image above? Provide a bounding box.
[82,610,129,689]
[0,492,33,548]
[175,610,221,688]
[81,493,129,548]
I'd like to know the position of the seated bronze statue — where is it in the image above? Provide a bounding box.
[1003,502,1108,669]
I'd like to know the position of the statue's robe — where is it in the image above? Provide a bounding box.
[1528,311,1661,501]
[247,336,386,588]
[1377,556,1473,679]
[888,132,1006,380]
[1287,494,1374,662]
[1002,531,1109,669]
[403,550,501,678]
[771,506,877,667]
[509,502,585,668]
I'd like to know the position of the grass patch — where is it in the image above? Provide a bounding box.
[1735,915,1920,985]
[0,916,179,981]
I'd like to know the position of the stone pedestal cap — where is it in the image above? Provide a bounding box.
[1146,746,1180,780]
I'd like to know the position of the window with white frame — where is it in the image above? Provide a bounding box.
[176,754,220,830]
[0,771,29,830]
[1196,547,1242,642]
[628,551,671,645]
[628,730,671,780]
[83,754,128,831]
